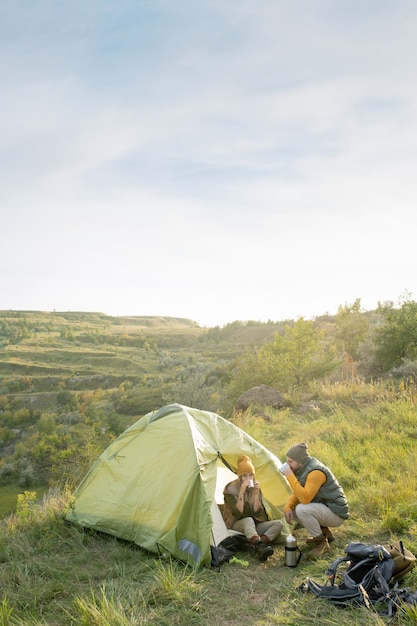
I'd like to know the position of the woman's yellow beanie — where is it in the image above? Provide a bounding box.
[237,455,255,476]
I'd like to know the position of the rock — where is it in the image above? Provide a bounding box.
[235,384,290,411]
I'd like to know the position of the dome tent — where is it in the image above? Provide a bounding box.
[65,403,291,566]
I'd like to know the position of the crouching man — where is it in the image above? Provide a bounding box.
[282,442,349,557]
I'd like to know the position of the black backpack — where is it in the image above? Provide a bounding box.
[300,541,417,615]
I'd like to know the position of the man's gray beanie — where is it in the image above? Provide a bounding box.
[286,442,309,464]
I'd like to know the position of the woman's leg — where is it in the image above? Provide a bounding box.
[255,520,283,543]
[232,517,258,540]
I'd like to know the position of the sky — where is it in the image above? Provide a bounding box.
[1,1,416,328]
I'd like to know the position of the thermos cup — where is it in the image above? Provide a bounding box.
[285,534,301,567]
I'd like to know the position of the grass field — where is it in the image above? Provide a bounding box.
[1,312,417,623]
[1,381,417,625]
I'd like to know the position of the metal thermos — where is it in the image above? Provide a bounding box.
[285,534,301,567]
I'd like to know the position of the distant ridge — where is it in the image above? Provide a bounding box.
[0,310,200,328]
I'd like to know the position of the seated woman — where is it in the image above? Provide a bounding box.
[222,455,283,561]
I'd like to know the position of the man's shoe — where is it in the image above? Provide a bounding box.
[320,526,335,543]
[306,527,335,545]
[256,541,274,562]
[308,536,330,558]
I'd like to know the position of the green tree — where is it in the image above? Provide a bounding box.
[374,293,417,371]
[262,317,337,388]
[222,350,271,410]
[225,318,338,406]
[334,298,369,360]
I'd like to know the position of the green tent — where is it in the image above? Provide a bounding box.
[65,403,291,566]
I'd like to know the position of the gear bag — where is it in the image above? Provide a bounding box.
[301,541,416,609]
[211,534,250,568]
[383,540,416,580]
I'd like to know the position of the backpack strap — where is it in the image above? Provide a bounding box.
[304,577,365,603]
[385,585,417,618]
[325,555,350,585]
[304,563,392,607]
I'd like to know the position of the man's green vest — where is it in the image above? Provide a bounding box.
[294,457,349,519]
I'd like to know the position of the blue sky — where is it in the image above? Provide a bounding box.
[1,1,416,327]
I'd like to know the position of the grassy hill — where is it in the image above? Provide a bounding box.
[0,310,283,393]
[1,381,417,625]
[0,310,290,514]
[1,311,417,623]
[0,310,292,419]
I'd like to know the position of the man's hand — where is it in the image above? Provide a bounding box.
[285,510,294,524]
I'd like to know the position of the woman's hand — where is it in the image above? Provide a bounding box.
[242,478,253,491]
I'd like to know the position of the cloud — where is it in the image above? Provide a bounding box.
[1,1,416,326]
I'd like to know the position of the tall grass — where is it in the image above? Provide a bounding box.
[1,381,417,624]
